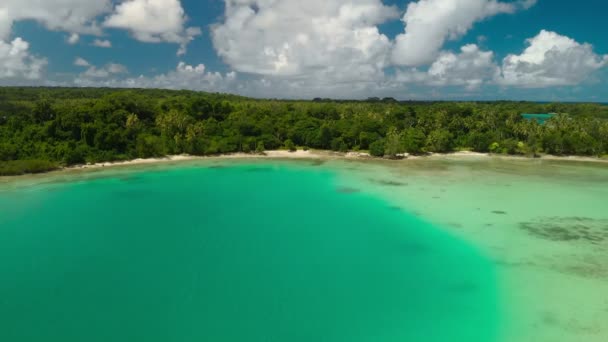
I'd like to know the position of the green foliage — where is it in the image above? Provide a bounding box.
[402,128,426,155]
[0,87,606,175]
[256,141,266,154]
[425,129,453,153]
[0,160,59,176]
[331,137,348,152]
[284,139,296,152]
[384,127,404,158]
[369,140,385,157]
[136,134,166,158]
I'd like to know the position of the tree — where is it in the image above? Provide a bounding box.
[426,129,453,153]
[402,128,426,154]
[284,139,297,152]
[331,137,348,152]
[384,127,404,158]
[32,100,56,123]
[369,139,385,157]
[256,141,266,154]
[136,134,166,158]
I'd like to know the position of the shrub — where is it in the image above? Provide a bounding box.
[369,139,385,157]
[0,160,59,176]
[256,141,266,154]
[284,139,296,152]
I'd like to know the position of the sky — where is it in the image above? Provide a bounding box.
[1,0,607,101]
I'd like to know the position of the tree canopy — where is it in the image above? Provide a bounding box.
[1,87,607,175]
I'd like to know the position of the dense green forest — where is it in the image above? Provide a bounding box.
[1,87,607,175]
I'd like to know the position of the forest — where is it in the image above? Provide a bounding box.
[1,87,607,175]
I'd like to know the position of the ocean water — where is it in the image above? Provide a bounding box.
[329,157,608,342]
[0,163,498,342]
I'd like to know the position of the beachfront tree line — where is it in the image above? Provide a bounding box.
[1,87,607,175]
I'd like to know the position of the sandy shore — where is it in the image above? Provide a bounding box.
[1,149,605,181]
[64,150,608,173]
[64,150,361,171]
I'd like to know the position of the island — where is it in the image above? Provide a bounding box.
[1,87,607,176]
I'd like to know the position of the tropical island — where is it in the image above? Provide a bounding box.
[1,87,607,176]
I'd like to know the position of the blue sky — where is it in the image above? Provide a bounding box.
[1,0,607,101]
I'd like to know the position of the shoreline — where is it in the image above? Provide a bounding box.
[65,149,608,170]
[2,150,607,179]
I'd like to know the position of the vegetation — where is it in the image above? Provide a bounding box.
[0,160,59,176]
[1,87,607,175]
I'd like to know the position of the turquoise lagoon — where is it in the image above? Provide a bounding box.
[0,161,498,342]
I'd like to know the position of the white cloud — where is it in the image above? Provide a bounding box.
[0,8,11,40]
[499,30,608,87]
[80,62,128,79]
[69,61,400,99]
[67,33,80,45]
[0,1,111,40]
[521,0,538,9]
[92,39,112,48]
[107,63,128,74]
[0,37,47,80]
[74,57,90,67]
[0,0,200,53]
[391,0,534,67]
[103,0,201,55]
[74,62,237,92]
[397,44,499,90]
[211,0,398,83]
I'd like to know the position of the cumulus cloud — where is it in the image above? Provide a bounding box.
[74,62,237,92]
[0,38,47,80]
[499,30,608,87]
[70,61,396,99]
[79,62,128,79]
[211,0,398,82]
[67,33,80,45]
[103,0,201,55]
[397,44,499,89]
[1,0,200,53]
[0,8,11,40]
[392,0,534,67]
[521,0,538,9]
[92,39,112,48]
[0,0,111,40]
[74,57,90,67]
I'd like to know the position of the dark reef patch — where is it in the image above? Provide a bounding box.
[310,160,326,166]
[370,179,408,187]
[336,187,361,194]
[245,167,272,173]
[519,217,608,244]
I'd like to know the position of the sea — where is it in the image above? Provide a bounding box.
[1,157,607,342]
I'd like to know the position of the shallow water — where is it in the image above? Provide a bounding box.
[0,163,498,342]
[330,157,608,342]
